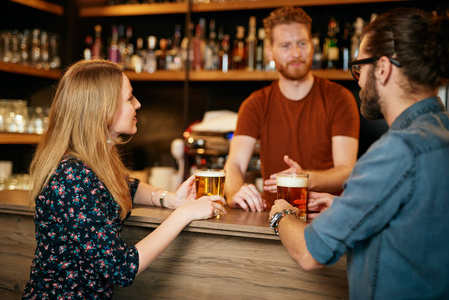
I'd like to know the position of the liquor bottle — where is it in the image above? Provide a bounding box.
[311,33,322,70]
[350,17,364,61]
[91,25,103,60]
[49,34,61,69]
[256,28,265,71]
[246,16,257,71]
[167,24,182,71]
[130,37,145,73]
[219,34,230,72]
[83,35,93,60]
[108,24,121,64]
[123,25,134,70]
[145,36,157,73]
[323,17,339,69]
[192,19,206,70]
[157,38,167,70]
[232,26,246,70]
[204,19,219,70]
[340,23,352,71]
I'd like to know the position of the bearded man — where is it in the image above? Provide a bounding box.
[224,6,360,211]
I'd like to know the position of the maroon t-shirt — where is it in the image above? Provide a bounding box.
[235,76,360,206]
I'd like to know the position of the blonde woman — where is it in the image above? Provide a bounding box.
[23,59,226,299]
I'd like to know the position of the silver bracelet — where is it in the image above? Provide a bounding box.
[151,188,159,206]
[160,190,168,208]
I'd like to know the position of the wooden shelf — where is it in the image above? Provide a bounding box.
[0,133,42,145]
[124,69,352,81]
[0,62,61,80]
[79,0,416,16]
[79,2,189,17]
[9,0,64,16]
[124,70,186,81]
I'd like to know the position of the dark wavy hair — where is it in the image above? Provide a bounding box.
[362,8,449,91]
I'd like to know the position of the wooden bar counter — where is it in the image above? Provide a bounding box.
[0,190,348,299]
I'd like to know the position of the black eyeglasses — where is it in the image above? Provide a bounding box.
[348,57,402,81]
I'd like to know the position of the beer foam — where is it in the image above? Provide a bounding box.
[195,169,226,177]
[276,175,308,187]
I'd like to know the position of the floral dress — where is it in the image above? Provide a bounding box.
[23,156,140,299]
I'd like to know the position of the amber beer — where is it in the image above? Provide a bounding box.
[195,169,226,198]
[276,173,308,221]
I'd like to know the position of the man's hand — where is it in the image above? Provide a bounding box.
[230,184,266,212]
[264,155,304,194]
[307,191,335,219]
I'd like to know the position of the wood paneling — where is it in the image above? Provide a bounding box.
[0,193,348,299]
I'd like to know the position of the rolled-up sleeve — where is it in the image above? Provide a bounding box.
[304,133,414,265]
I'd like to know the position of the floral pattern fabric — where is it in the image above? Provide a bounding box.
[23,156,140,299]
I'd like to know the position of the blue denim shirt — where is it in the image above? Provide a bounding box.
[304,97,449,299]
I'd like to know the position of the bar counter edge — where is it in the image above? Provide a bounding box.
[0,190,349,299]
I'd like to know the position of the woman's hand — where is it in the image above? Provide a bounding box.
[166,175,197,209]
[307,191,334,220]
[177,195,227,221]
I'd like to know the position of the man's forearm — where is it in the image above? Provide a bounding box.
[307,165,353,193]
[224,164,245,203]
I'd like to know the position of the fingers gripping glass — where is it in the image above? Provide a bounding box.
[348,57,402,81]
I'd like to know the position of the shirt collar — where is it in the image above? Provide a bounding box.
[390,96,445,131]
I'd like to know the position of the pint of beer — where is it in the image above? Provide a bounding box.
[195,169,226,218]
[276,173,308,221]
[195,169,225,197]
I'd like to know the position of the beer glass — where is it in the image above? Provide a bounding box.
[276,172,308,221]
[194,169,225,218]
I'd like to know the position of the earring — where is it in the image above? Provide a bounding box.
[107,138,112,144]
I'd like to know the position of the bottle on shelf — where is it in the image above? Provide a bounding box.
[204,19,219,71]
[157,38,167,71]
[123,25,134,70]
[219,34,230,73]
[340,22,352,71]
[350,17,364,62]
[31,29,41,66]
[38,31,50,70]
[108,25,121,64]
[323,17,339,69]
[166,24,182,71]
[19,30,30,65]
[192,18,206,71]
[145,36,157,73]
[91,25,104,60]
[49,34,61,69]
[246,16,257,72]
[130,37,145,73]
[232,26,247,70]
[311,33,322,70]
[83,35,93,60]
[256,28,266,71]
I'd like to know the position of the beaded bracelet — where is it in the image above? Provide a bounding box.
[269,209,296,235]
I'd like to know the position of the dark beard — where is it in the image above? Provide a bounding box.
[360,68,384,120]
[276,60,311,81]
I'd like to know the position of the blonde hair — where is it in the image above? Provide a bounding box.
[29,59,132,219]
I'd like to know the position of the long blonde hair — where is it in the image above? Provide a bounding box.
[29,59,132,219]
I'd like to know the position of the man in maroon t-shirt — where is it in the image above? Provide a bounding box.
[224,6,360,211]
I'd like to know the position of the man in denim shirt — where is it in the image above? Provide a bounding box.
[268,8,449,299]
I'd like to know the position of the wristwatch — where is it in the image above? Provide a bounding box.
[269,209,296,235]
